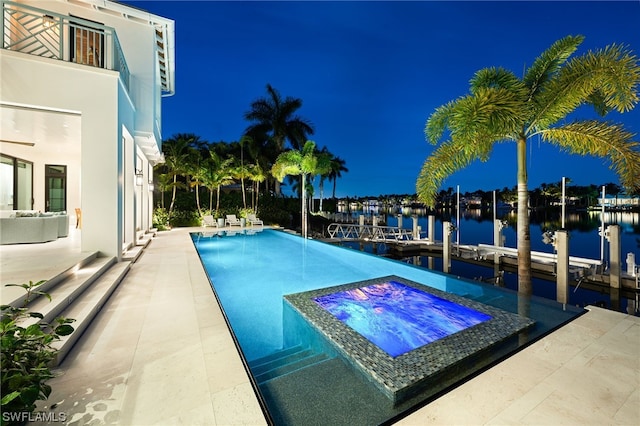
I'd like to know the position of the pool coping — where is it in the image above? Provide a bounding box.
[285,275,536,404]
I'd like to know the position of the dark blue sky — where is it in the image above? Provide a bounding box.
[125,1,640,198]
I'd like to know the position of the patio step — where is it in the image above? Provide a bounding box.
[19,256,117,328]
[50,260,131,365]
[10,255,134,367]
[250,346,330,384]
[123,230,155,262]
[3,252,100,309]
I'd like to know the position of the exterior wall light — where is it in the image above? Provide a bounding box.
[43,15,55,28]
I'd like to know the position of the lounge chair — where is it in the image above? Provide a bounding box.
[202,215,217,227]
[225,214,242,227]
[247,213,263,227]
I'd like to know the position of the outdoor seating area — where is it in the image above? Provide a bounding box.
[201,213,264,229]
[0,210,69,244]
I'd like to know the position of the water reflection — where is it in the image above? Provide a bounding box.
[331,207,639,317]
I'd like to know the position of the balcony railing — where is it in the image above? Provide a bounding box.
[1,0,130,90]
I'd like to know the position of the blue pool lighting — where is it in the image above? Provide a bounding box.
[191,229,584,424]
[313,280,492,357]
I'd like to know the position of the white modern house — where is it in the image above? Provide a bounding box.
[0,0,175,258]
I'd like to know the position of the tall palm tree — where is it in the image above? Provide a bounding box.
[315,146,333,212]
[272,141,330,238]
[162,133,198,219]
[417,35,640,294]
[202,151,235,215]
[154,172,172,210]
[248,163,266,212]
[327,155,348,200]
[233,162,252,210]
[245,84,315,194]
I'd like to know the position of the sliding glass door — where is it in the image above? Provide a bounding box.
[0,154,33,211]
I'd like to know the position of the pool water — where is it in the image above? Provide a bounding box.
[313,280,492,357]
[192,229,584,425]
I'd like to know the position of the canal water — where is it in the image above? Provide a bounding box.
[335,208,640,316]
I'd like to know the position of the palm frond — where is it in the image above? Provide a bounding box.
[523,35,584,97]
[532,43,640,130]
[470,67,524,93]
[449,88,525,141]
[271,150,302,182]
[541,120,640,191]
[425,101,456,144]
[416,136,495,207]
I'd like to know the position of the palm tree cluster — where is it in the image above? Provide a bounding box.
[154,84,348,223]
[417,35,640,293]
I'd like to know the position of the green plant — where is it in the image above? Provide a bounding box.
[153,207,170,231]
[1,280,75,423]
[238,208,254,219]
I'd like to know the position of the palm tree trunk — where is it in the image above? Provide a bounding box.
[302,174,307,238]
[516,137,532,295]
[241,177,247,209]
[253,181,260,214]
[195,184,202,217]
[169,174,177,218]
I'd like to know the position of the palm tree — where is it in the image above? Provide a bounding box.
[201,151,235,215]
[417,35,640,294]
[245,84,315,194]
[154,172,172,210]
[162,134,197,219]
[327,155,348,200]
[272,141,330,238]
[188,152,208,217]
[314,146,333,212]
[248,163,266,212]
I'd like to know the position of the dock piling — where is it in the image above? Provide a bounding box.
[428,215,435,243]
[443,221,452,273]
[556,230,569,304]
[608,225,621,289]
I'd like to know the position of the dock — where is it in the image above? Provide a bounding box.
[320,223,640,296]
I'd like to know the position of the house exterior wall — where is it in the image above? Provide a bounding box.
[1,50,123,255]
[0,0,173,257]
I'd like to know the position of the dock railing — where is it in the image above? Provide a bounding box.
[327,223,414,242]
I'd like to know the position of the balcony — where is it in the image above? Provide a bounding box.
[1,0,130,91]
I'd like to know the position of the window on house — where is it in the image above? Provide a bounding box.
[0,154,33,211]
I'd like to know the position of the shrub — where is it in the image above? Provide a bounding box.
[153,207,170,231]
[1,280,75,423]
[169,209,200,227]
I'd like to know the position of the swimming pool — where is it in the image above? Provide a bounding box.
[192,229,584,425]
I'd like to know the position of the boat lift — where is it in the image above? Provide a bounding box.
[326,223,414,242]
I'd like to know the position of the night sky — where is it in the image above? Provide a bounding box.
[124,1,640,198]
